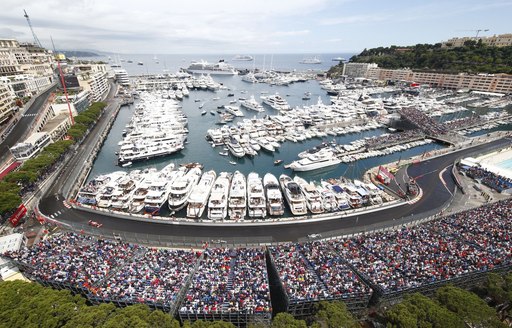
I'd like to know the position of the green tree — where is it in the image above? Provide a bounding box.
[63,302,117,328]
[0,192,22,214]
[313,301,360,328]
[384,293,464,328]
[183,320,235,328]
[435,285,506,328]
[271,312,307,328]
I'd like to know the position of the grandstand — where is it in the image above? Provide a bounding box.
[2,198,512,326]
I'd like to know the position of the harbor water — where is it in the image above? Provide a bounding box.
[86,53,512,206]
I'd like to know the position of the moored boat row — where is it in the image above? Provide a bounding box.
[77,165,394,220]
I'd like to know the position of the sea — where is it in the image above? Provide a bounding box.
[85,53,511,190]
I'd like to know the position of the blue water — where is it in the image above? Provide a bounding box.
[84,53,354,76]
[85,53,511,189]
[88,73,445,185]
[497,158,512,170]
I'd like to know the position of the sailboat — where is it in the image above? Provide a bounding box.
[154,55,159,64]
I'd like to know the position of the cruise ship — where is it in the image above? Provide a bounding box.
[187,170,217,218]
[207,172,231,220]
[186,60,238,75]
[263,173,284,216]
[299,56,322,64]
[279,174,307,216]
[294,176,324,214]
[240,95,265,112]
[288,149,341,172]
[232,54,254,61]
[228,171,247,220]
[261,93,291,111]
[168,166,202,211]
[247,172,266,218]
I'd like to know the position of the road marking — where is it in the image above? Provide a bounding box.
[439,166,453,196]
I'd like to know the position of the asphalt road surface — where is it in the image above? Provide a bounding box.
[38,133,512,243]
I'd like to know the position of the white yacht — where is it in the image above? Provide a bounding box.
[226,137,246,158]
[224,105,244,117]
[316,182,339,212]
[293,176,324,214]
[279,174,307,216]
[240,95,265,112]
[168,167,202,211]
[256,137,275,152]
[288,150,341,172]
[207,172,232,220]
[110,174,140,211]
[187,170,217,218]
[93,172,128,208]
[77,171,125,206]
[241,72,258,83]
[129,174,153,213]
[186,60,238,75]
[261,93,291,111]
[263,173,284,216]
[247,172,266,218]
[228,171,247,220]
[144,164,181,215]
[323,181,351,210]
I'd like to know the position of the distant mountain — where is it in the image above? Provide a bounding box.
[328,43,512,77]
[58,50,99,57]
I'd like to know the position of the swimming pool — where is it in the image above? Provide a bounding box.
[497,157,512,170]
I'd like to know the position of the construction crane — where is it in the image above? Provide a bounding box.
[23,9,43,48]
[474,29,489,38]
[458,29,489,38]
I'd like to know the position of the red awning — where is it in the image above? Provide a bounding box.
[0,161,22,180]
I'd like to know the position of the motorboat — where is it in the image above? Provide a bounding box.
[247,172,266,218]
[279,174,307,216]
[294,176,324,214]
[228,171,247,220]
[168,167,202,211]
[207,172,231,220]
[263,173,284,216]
[187,170,217,218]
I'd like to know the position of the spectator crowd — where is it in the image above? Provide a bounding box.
[3,198,512,314]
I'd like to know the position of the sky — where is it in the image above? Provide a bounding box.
[1,0,511,54]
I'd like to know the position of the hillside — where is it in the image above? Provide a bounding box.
[328,42,512,77]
